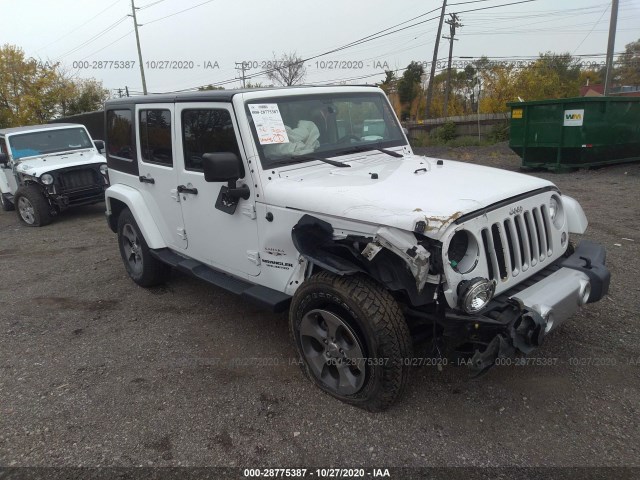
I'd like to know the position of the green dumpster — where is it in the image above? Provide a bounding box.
[508,96,640,171]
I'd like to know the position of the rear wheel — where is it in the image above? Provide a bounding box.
[290,271,412,411]
[1,192,14,211]
[14,185,52,226]
[117,208,170,287]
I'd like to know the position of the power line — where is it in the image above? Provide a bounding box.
[448,0,494,5]
[143,0,217,26]
[454,0,539,15]
[573,5,612,54]
[78,31,134,61]
[53,16,129,61]
[138,0,167,9]
[35,0,122,53]
[167,11,445,92]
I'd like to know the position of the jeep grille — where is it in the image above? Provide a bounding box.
[59,168,101,192]
[442,190,568,308]
[480,204,553,282]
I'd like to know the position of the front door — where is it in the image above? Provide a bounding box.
[175,103,260,277]
[133,104,186,250]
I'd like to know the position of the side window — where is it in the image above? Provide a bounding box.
[139,109,172,166]
[182,109,241,172]
[0,138,6,154]
[107,109,135,160]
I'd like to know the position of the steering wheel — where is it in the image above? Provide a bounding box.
[337,134,360,144]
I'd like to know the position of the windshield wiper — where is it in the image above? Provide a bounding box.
[335,145,404,158]
[37,149,90,158]
[269,155,350,168]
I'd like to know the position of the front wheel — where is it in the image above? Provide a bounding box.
[117,208,170,287]
[289,272,413,411]
[14,185,52,226]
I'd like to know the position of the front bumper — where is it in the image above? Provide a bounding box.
[444,240,610,372]
[511,240,610,333]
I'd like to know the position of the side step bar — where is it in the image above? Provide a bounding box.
[149,248,291,313]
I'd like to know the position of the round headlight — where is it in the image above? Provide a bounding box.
[549,195,564,228]
[549,197,558,221]
[41,173,54,185]
[458,278,495,314]
[100,164,108,175]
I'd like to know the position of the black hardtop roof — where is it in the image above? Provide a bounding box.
[0,123,82,135]
[104,85,380,106]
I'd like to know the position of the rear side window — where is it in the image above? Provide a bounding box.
[107,109,135,160]
[182,109,241,172]
[139,109,172,166]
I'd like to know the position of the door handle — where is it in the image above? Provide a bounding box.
[139,175,155,184]
[177,185,198,195]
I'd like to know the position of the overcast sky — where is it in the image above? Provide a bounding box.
[3,0,639,94]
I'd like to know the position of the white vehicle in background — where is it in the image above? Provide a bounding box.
[0,123,109,226]
[103,86,610,411]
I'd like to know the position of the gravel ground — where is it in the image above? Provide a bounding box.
[1,145,639,471]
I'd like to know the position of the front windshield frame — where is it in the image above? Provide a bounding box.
[8,127,94,160]
[245,92,406,168]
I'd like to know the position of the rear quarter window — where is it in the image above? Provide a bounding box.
[107,110,136,161]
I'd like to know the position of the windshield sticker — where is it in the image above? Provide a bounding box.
[249,104,289,145]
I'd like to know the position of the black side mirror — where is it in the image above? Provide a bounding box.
[0,153,8,165]
[94,140,105,153]
[203,153,250,213]
[202,152,242,183]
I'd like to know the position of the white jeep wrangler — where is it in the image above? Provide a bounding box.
[104,86,610,411]
[0,123,109,226]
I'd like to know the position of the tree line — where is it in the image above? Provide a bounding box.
[0,44,110,128]
[381,39,640,121]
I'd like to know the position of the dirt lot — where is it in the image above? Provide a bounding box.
[1,145,639,471]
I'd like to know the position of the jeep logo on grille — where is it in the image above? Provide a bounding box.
[509,206,523,215]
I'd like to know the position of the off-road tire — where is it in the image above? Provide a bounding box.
[14,185,52,226]
[289,271,413,411]
[117,208,170,287]
[1,192,14,211]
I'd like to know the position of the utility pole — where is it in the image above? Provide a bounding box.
[235,62,247,88]
[130,0,147,95]
[476,75,481,143]
[424,0,447,120]
[603,0,619,95]
[125,86,130,97]
[442,13,462,118]
[117,88,123,98]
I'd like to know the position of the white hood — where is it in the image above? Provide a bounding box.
[264,153,554,239]
[15,150,105,177]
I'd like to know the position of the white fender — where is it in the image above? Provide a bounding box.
[562,195,588,234]
[105,184,166,249]
[0,171,10,194]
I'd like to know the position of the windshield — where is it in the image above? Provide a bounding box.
[246,92,405,167]
[8,127,93,160]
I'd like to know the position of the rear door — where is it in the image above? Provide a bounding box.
[133,104,187,250]
[175,103,260,277]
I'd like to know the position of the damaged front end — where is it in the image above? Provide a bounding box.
[291,214,548,375]
[412,298,548,376]
[291,214,610,377]
[291,214,443,307]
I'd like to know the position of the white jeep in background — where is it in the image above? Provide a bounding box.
[104,86,610,411]
[0,123,109,226]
